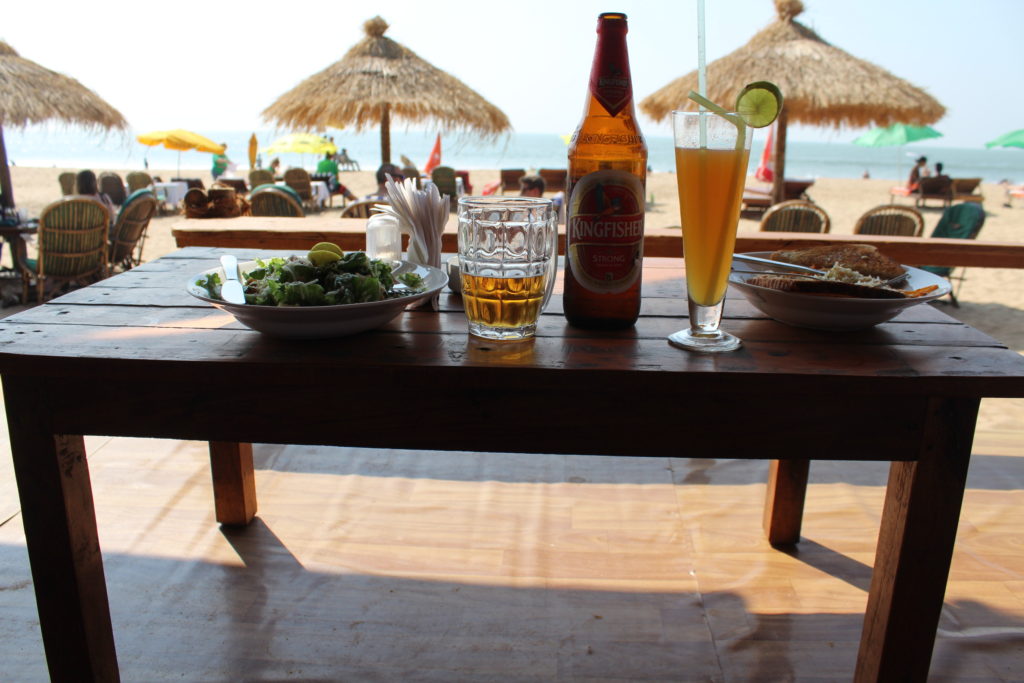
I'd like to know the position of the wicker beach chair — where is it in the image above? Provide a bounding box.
[126,171,153,193]
[21,196,110,302]
[58,172,76,196]
[215,178,248,194]
[853,205,924,236]
[109,189,158,272]
[920,203,986,307]
[401,167,421,188]
[340,199,387,219]
[283,168,320,213]
[430,166,458,201]
[249,169,274,188]
[99,172,127,206]
[250,185,305,217]
[759,199,831,233]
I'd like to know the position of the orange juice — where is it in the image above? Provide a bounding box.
[675,146,750,306]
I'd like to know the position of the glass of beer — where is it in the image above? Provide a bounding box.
[669,110,752,352]
[457,196,558,341]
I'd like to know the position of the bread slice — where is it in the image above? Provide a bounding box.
[747,275,907,299]
[770,244,905,280]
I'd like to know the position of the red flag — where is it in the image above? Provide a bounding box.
[423,134,442,175]
[755,123,775,183]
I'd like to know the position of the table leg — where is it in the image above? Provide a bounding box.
[4,378,119,681]
[762,459,809,546]
[208,441,257,526]
[855,397,978,682]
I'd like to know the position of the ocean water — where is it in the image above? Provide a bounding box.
[5,127,1022,184]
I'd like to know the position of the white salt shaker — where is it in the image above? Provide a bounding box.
[365,213,402,261]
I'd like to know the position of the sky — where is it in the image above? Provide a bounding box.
[3,0,1021,149]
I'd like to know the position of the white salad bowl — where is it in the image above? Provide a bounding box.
[728,251,951,331]
[187,258,447,339]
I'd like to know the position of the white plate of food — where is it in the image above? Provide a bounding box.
[728,246,951,331]
[187,252,447,339]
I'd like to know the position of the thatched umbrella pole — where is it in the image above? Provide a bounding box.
[381,103,391,165]
[772,108,788,204]
[640,0,944,205]
[0,127,13,209]
[263,17,511,168]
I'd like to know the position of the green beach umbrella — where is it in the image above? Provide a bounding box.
[985,129,1024,149]
[853,124,943,147]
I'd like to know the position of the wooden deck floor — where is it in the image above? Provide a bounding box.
[2,417,1024,680]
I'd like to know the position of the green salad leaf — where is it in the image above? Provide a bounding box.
[198,252,427,307]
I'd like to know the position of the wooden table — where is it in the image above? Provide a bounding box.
[170,216,1024,269]
[3,248,1024,681]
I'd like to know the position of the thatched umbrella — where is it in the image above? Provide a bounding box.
[262,16,511,166]
[0,41,127,209]
[640,0,945,203]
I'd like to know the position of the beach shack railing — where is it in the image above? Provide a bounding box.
[170,216,1024,270]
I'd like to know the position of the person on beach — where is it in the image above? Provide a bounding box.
[520,174,565,222]
[935,162,948,180]
[75,170,116,233]
[315,151,356,202]
[211,144,230,181]
[907,156,929,190]
[519,175,545,197]
[365,163,404,201]
[267,158,281,177]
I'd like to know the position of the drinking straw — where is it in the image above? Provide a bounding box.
[697,0,707,146]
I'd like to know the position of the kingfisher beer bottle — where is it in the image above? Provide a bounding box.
[564,12,647,329]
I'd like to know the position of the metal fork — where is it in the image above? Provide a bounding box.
[732,253,909,286]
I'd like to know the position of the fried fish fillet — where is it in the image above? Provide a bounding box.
[747,275,907,299]
[769,244,906,280]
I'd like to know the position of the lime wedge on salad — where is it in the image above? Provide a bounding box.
[307,249,342,267]
[735,81,783,128]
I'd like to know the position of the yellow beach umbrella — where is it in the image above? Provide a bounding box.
[137,129,224,176]
[248,133,258,169]
[137,129,224,153]
[260,133,337,156]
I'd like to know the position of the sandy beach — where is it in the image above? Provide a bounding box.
[6,165,1024,430]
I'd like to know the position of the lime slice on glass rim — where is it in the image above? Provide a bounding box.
[735,81,783,128]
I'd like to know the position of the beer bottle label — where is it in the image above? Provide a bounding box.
[589,31,632,116]
[567,170,644,294]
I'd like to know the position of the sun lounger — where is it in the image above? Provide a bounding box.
[891,176,953,209]
[499,169,525,194]
[952,178,983,203]
[741,179,814,212]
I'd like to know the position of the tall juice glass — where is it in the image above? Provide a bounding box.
[669,111,751,352]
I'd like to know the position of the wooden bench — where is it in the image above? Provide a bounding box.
[891,176,955,209]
